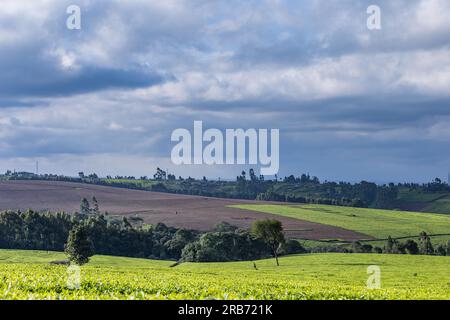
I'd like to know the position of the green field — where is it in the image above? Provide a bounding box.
[396,189,448,203]
[0,249,449,300]
[232,204,450,240]
[423,195,450,214]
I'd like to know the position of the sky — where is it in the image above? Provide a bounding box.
[0,0,449,183]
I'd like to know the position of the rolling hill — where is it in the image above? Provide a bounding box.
[0,180,366,241]
[0,249,448,300]
[232,204,450,241]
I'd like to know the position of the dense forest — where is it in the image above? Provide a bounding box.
[0,209,309,262]
[0,209,448,262]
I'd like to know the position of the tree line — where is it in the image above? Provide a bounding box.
[1,206,448,268]
[0,205,304,265]
[2,169,450,211]
[311,233,450,256]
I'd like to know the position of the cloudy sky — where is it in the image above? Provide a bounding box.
[0,0,449,183]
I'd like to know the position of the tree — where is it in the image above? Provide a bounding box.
[373,246,383,254]
[251,219,285,266]
[384,236,395,254]
[165,229,197,260]
[277,240,306,255]
[249,169,257,182]
[419,232,434,255]
[403,239,419,255]
[65,225,94,265]
[153,168,167,181]
[92,197,100,215]
[373,185,398,209]
[80,198,90,215]
[435,244,447,256]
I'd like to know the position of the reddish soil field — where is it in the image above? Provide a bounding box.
[0,180,370,241]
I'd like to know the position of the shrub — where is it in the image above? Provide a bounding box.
[277,240,307,255]
[352,241,373,253]
[373,246,383,254]
[435,244,447,256]
[403,240,419,255]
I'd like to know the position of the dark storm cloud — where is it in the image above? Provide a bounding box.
[0,65,166,97]
[0,39,167,98]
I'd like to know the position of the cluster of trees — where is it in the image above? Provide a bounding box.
[1,206,447,267]
[381,233,450,256]
[307,232,450,256]
[0,207,305,265]
[256,191,366,207]
[347,233,450,256]
[181,220,305,265]
[115,170,402,209]
[80,197,100,215]
[181,225,270,263]
[3,169,450,211]
[257,180,399,209]
[0,210,158,258]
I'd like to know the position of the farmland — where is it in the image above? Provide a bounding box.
[233,204,450,240]
[0,180,366,241]
[0,182,449,301]
[0,249,449,300]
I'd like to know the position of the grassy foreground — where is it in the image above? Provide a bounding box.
[232,204,450,239]
[0,250,448,300]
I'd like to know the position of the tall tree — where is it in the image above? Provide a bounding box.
[92,197,100,215]
[64,225,94,266]
[251,219,285,266]
[65,225,94,266]
[153,168,167,181]
[384,236,395,254]
[80,198,90,215]
[419,232,434,255]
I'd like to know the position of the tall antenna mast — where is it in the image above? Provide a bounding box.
[36,161,39,175]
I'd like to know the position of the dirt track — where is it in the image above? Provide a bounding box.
[0,180,370,241]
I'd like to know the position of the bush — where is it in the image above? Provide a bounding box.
[435,244,447,256]
[352,241,373,253]
[373,246,383,254]
[403,240,419,255]
[277,240,307,255]
[310,245,350,253]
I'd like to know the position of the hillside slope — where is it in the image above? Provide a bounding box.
[0,180,367,240]
[0,249,448,300]
[233,204,450,239]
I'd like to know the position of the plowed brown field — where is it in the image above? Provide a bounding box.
[0,180,370,240]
